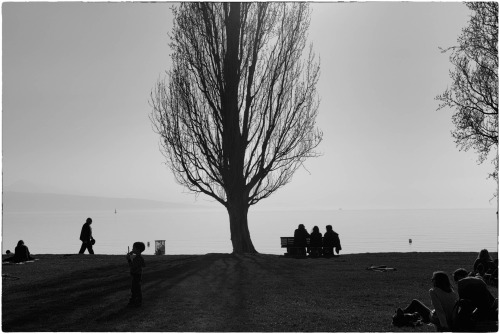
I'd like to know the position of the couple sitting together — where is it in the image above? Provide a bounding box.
[394,251,498,332]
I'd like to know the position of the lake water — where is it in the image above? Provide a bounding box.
[2,208,498,256]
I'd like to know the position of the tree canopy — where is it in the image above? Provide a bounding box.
[437,2,498,181]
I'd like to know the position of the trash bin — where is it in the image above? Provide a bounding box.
[155,240,165,255]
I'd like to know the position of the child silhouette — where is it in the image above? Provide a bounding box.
[126,242,146,307]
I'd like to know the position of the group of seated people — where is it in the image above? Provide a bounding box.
[394,249,498,332]
[293,224,342,257]
[3,240,36,263]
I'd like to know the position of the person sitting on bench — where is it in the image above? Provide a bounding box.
[323,225,342,256]
[293,224,309,256]
[308,226,323,257]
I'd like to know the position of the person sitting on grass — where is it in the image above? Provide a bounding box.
[322,225,341,257]
[484,259,498,285]
[397,271,457,331]
[453,268,470,282]
[308,226,322,258]
[126,242,146,307]
[473,249,495,277]
[457,275,497,318]
[4,240,35,263]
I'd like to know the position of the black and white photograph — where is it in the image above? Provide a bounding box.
[2,1,498,331]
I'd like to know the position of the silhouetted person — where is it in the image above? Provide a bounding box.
[486,259,498,285]
[323,225,342,256]
[293,224,309,257]
[397,271,457,331]
[308,226,322,257]
[126,241,146,307]
[453,268,470,283]
[79,218,95,254]
[452,274,498,330]
[4,240,35,263]
[458,276,496,313]
[473,249,495,277]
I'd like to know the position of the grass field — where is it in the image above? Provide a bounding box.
[2,252,498,332]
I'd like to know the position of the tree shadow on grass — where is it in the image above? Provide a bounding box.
[94,254,248,331]
[2,255,223,331]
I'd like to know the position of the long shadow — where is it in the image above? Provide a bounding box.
[199,253,310,331]
[2,254,223,331]
[221,254,253,330]
[94,253,240,331]
[94,254,223,324]
[3,263,127,331]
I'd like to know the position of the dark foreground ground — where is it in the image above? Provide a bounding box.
[2,252,498,332]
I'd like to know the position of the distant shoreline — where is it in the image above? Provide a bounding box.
[2,191,207,212]
[4,192,496,212]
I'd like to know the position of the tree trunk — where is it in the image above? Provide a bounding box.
[227,198,257,254]
[222,3,256,254]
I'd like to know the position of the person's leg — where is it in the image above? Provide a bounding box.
[324,247,333,256]
[311,247,317,257]
[138,279,142,305]
[88,244,94,255]
[403,299,432,322]
[313,247,320,257]
[129,277,135,304]
[79,243,87,254]
[297,247,305,256]
[130,274,141,305]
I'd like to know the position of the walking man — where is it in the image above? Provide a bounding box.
[79,217,95,254]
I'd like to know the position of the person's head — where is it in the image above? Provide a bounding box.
[298,224,305,230]
[453,268,469,282]
[133,242,146,254]
[86,217,92,225]
[432,271,452,292]
[17,240,24,247]
[312,226,319,233]
[478,249,492,260]
[326,225,332,232]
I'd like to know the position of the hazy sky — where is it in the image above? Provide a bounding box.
[3,2,497,210]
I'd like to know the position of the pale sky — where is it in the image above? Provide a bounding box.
[2,2,497,210]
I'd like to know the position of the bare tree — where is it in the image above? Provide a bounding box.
[150,3,322,253]
[436,2,498,182]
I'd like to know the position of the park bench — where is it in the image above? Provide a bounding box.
[281,237,301,256]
